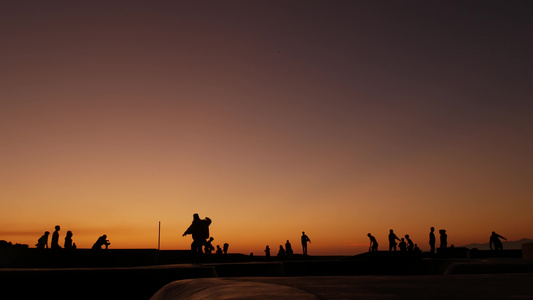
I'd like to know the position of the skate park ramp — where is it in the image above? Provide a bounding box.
[151,274,533,300]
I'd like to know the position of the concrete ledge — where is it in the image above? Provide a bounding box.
[444,260,533,275]
[0,264,217,299]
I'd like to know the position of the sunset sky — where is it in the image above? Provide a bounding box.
[1,1,532,255]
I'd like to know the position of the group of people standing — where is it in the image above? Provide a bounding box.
[367,227,508,253]
[36,225,110,250]
[263,231,311,259]
[366,228,446,254]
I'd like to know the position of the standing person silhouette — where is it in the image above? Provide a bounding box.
[490,231,507,251]
[439,229,447,249]
[51,225,61,249]
[223,243,229,254]
[388,229,400,251]
[182,213,211,255]
[265,245,271,258]
[429,227,436,254]
[367,233,378,252]
[36,231,50,249]
[301,232,311,255]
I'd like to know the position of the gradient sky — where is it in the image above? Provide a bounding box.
[1,1,532,255]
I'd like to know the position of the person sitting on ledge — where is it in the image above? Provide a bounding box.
[64,230,75,249]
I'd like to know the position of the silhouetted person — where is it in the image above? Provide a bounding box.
[265,245,270,258]
[182,213,212,255]
[36,231,50,249]
[405,234,414,251]
[399,238,407,252]
[277,245,286,258]
[414,244,421,253]
[64,231,74,249]
[51,225,61,249]
[490,231,507,251]
[216,245,223,255]
[439,229,447,249]
[388,229,400,251]
[301,232,311,255]
[223,243,229,254]
[205,237,214,254]
[92,234,110,250]
[429,227,436,254]
[367,233,378,252]
[285,240,293,256]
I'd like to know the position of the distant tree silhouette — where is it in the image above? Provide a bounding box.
[367,233,378,252]
[51,225,61,249]
[301,232,311,255]
[182,213,211,255]
[439,229,447,249]
[36,231,50,249]
[490,231,507,250]
[92,234,110,250]
[388,229,400,251]
[429,227,436,254]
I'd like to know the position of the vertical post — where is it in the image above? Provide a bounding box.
[155,221,161,264]
[158,221,161,251]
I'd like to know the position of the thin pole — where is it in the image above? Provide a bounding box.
[158,221,161,251]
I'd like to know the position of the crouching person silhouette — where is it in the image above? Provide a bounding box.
[92,234,110,250]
